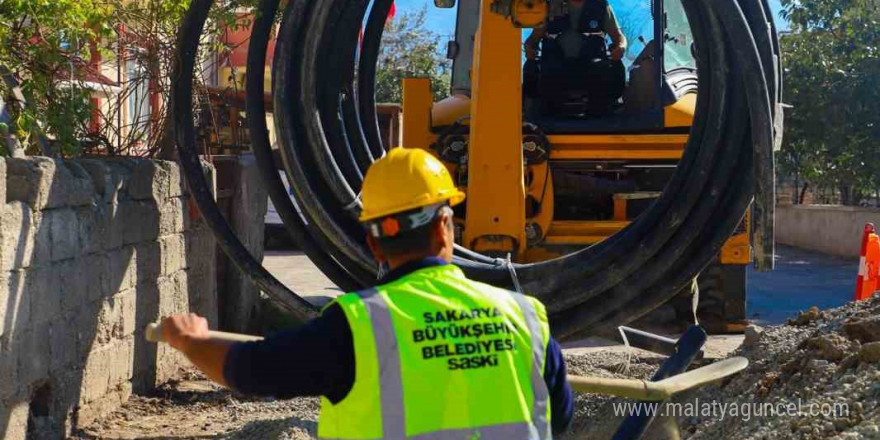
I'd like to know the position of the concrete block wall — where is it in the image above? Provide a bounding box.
[777,204,880,258]
[0,157,217,439]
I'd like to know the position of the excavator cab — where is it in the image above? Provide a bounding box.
[403,0,750,332]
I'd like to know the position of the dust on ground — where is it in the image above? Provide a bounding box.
[75,296,880,440]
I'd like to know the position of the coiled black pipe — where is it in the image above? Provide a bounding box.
[245,0,367,292]
[173,0,780,339]
[171,0,317,322]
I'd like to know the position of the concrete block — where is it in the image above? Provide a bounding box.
[120,201,160,245]
[108,338,134,387]
[0,158,7,206]
[49,316,78,374]
[102,159,134,201]
[84,253,111,303]
[107,246,137,293]
[161,234,186,275]
[16,324,50,387]
[173,270,191,311]
[61,160,97,207]
[58,259,92,312]
[186,268,218,324]
[5,158,28,204]
[129,160,170,202]
[56,261,77,313]
[0,335,19,400]
[116,290,136,337]
[157,275,179,317]
[95,296,123,346]
[133,282,160,331]
[105,201,124,251]
[1,271,30,338]
[80,346,111,404]
[27,265,61,326]
[0,274,8,338]
[31,211,52,265]
[185,228,216,276]
[76,204,108,255]
[5,157,94,210]
[200,161,217,197]
[73,300,102,368]
[159,161,187,198]
[158,198,186,236]
[76,381,131,428]
[48,208,78,262]
[136,241,162,284]
[0,399,29,440]
[0,202,35,271]
[77,159,110,199]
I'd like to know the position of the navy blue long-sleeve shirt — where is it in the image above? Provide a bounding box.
[224,258,574,435]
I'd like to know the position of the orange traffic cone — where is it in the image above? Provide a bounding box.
[855,223,880,301]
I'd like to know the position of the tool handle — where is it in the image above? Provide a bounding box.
[145,323,265,344]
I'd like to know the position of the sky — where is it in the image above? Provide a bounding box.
[392,0,789,40]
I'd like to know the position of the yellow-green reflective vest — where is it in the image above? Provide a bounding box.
[318,264,552,440]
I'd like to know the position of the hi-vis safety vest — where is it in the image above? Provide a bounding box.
[318,264,552,440]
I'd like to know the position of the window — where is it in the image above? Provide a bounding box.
[125,58,151,143]
[664,0,696,70]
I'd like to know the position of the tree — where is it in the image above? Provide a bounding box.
[0,0,257,156]
[779,0,880,205]
[375,6,451,103]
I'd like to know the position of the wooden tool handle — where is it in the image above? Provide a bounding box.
[145,323,265,343]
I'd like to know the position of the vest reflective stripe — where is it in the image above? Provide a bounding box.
[509,293,551,439]
[358,288,407,438]
[319,265,553,439]
[320,422,533,440]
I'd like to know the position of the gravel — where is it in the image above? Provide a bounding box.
[77,296,880,439]
[676,295,880,440]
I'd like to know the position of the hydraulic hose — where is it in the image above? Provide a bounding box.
[173,0,781,339]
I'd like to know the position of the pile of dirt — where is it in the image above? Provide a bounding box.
[73,371,320,440]
[675,296,880,439]
[77,297,880,439]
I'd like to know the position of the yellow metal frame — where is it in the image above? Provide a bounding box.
[401,78,434,150]
[461,0,526,255]
[548,134,687,160]
[720,208,752,265]
[397,3,751,266]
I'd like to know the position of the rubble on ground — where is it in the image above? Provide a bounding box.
[76,297,880,439]
[679,295,880,439]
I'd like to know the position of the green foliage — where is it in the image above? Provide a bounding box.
[779,0,880,204]
[375,6,451,103]
[0,0,118,154]
[0,0,257,156]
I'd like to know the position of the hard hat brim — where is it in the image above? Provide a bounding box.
[359,189,466,223]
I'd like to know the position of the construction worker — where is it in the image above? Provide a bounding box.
[159,148,573,438]
[524,0,628,115]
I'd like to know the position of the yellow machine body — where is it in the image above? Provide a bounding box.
[400,0,751,266]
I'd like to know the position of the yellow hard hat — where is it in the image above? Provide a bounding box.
[359,147,466,223]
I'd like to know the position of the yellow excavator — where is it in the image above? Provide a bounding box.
[397,0,750,332]
[172,0,779,338]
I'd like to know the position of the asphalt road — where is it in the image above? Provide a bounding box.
[264,244,860,326]
[747,245,858,325]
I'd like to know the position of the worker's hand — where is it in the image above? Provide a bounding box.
[525,44,538,60]
[161,313,210,353]
[610,46,625,62]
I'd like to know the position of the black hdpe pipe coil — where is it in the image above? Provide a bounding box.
[173,0,781,339]
[172,0,318,321]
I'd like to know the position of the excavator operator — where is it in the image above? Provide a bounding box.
[159,148,574,439]
[524,0,628,115]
